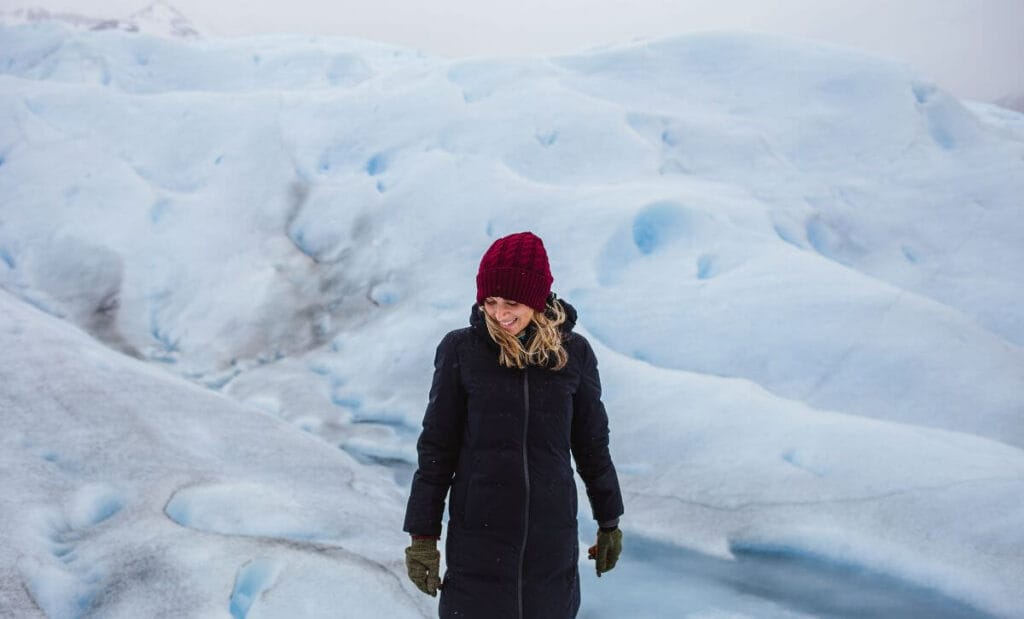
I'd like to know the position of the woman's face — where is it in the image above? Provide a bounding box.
[483,297,535,336]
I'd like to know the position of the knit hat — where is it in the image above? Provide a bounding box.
[476,232,553,312]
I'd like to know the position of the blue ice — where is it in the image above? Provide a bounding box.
[805,216,844,262]
[912,82,935,105]
[229,559,279,619]
[289,228,318,260]
[535,131,558,147]
[309,364,331,376]
[164,494,192,528]
[203,370,240,390]
[372,288,396,305]
[76,590,96,615]
[365,153,387,176]
[927,117,956,149]
[149,319,179,354]
[773,223,804,249]
[150,199,170,225]
[84,494,124,527]
[581,533,994,618]
[147,290,179,354]
[781,449,826,476]
[317,144,355,174]
[632,201,689,255]
[370,283,400,306]
[0,246,15,268]
[330,394,362,411]
[912,83,958,149]
[902,245,921,264]
[727,541,993,618]
[696,254,715,279]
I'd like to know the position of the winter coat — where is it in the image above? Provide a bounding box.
[403,299,624,619]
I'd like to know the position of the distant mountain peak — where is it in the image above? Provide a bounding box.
[1,1,203,39]
[125,1,201,38]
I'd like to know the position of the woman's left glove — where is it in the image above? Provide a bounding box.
[587,527,623,577]
[404,537,441,596]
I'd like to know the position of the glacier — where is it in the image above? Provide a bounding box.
[1,16,1023,619]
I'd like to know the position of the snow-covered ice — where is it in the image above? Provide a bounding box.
[1,13,1022,618]
[0,289,428,617]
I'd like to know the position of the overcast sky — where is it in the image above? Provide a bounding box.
[6,0,1022,101]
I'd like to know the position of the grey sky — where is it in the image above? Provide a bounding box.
[6,0,1022,101]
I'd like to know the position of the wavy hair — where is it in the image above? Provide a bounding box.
[480,296,569,371]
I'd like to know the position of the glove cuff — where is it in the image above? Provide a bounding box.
[410,537,438,550]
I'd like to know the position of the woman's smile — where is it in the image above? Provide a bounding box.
[484,297,534,336]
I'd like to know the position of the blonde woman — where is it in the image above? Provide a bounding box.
[403,231,624,618]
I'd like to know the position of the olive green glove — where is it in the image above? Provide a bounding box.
[587,527,623,577]
[404,537,441,596]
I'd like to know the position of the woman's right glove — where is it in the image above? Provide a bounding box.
[404,537,441,596]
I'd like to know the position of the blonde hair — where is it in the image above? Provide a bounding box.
[481,298,569,371]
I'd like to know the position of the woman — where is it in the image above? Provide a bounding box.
[403,231,624,619]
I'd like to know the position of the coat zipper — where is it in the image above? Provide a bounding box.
[518,369,530,619]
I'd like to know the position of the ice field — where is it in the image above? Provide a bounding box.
[1,12,1023,618]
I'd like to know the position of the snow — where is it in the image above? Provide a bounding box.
[0,290,428,618]
[1,14,1023,618]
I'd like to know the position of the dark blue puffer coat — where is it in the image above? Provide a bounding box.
[403,299,624,619]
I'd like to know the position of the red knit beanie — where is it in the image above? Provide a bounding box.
[476,232,553,312]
